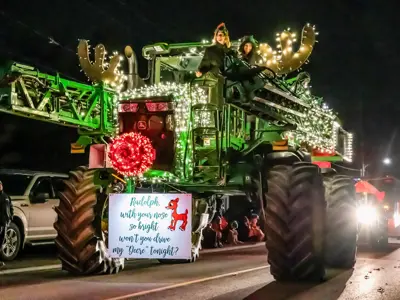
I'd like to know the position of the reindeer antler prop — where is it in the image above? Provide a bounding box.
[258,24,317,75]
[77,40,124,86]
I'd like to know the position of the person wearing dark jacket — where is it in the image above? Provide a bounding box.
[0,180,14,268]
[238,35,262,66]
[196,22,235,77]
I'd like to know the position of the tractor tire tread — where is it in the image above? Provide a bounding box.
[54,166,124,275]
[324,175,358,268]
[265,162,326,281]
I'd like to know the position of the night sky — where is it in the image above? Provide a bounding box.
[0,0,398,177]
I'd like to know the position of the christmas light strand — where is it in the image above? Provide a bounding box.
[77,39,127,90]
[121,82,210,178]
[273,73,344,152]
[257,24,317,75]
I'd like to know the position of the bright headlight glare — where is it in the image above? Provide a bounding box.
[356,205,377,224]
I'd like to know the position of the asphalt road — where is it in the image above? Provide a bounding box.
[2,243,400,299]
[1,244,60,271]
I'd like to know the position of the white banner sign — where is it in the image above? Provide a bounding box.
[108,193,192,259]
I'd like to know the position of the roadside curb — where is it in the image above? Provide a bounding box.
[0,242,265,275]
[0,264,61,275]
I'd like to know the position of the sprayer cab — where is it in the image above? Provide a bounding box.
[141,40,353,161]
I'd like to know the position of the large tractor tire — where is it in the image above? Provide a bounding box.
[324,175,358,268]
[265,162,326,281]
[54,166,124,275]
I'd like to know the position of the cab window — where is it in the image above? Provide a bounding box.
[52,178,66,198]
[30,177,54,202]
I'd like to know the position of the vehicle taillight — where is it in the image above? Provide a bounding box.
[145,102,169,112]
[118,103,139,113]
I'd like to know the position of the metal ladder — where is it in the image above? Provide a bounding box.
[191,103,221,180]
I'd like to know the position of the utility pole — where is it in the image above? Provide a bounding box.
[360,158,391,178]
[360,163,369,178]
[360,96,365,178]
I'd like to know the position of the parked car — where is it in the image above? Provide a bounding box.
[0,169,68,261]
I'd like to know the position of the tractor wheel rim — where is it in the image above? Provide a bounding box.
[2,228,18,257]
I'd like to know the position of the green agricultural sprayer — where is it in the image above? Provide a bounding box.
[0,23,358,281]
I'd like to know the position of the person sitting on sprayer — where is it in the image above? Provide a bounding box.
[196,22,235,78]
[238,35,262,66]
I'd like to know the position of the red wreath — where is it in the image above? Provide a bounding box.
[108,132,155,177]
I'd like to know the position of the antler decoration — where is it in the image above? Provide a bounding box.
[77,40,125,88]
[258,24,317,75]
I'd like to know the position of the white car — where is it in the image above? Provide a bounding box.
[0,169,68,261]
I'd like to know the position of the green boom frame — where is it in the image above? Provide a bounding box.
[0,61,118,149]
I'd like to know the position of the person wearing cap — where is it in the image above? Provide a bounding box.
[239,35,262,66]
[196,22,235,78]
[0,180,14,268]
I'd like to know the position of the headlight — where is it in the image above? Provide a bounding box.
[357,205,377,224]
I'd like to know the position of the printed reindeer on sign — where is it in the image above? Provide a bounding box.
[165,198,188,231]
